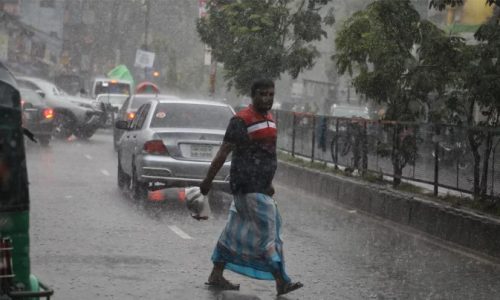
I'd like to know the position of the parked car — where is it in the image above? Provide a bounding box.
[20,88,54,146]
[16,76,104,139]
[113,94,178,149]
[93,94,130,128]
[115,98,234,205]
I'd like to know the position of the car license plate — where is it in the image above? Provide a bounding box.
[190,144,213,158]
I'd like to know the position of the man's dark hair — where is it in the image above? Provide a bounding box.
[250,78,274,97]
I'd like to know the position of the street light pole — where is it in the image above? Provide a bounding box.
[144,0,150,80]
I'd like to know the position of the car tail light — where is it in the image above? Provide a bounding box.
[21,99,25,108]
[127,112,136,120]
[144,140,168,155]
[43,108,54,119]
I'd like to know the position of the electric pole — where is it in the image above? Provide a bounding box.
[144,0,151,80]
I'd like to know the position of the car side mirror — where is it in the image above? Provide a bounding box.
[36,90,45,98]
[115,120,130,130]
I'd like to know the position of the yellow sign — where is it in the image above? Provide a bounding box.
[448,0,494,25]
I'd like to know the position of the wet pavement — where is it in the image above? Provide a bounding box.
[25,130,500,299]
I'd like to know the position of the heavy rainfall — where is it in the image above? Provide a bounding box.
[0,0,500,299]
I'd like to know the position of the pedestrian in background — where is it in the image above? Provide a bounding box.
[200,78,303,296]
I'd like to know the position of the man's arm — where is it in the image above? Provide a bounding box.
[200,142,234,195]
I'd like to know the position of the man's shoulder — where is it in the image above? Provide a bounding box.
[235,107,252,118]
[236,107,274,124]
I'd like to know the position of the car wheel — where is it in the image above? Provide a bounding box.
[74,127,97,140]
[131,164,147,200]
[117,155,130,190]
[39,135,50,146]
[52,112,74,139]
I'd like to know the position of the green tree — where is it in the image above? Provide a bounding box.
[440,22,500,197]
[196,0,335,95]
[429,0,499,198]
[335,0,460,186]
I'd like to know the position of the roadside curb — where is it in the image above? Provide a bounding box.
[276,160,500,259]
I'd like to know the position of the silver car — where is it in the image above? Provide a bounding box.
[16,76,103,139]
[115,98,234,202]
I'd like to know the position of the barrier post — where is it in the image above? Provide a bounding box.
[292,113,296,157]
[311,115,316,163]
[433,125,440,196]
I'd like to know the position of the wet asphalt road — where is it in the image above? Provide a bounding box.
[25,130,500,300]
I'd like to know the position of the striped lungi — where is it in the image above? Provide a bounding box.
[211,193,291,282]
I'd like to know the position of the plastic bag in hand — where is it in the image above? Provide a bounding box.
[185,187,210,220]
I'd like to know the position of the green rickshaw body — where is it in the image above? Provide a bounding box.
[0,63,32,292]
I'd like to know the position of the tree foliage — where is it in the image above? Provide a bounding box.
[335,0,463,186]
[196,0,334,95]
[336,0,500,195]
[442,20,500,197]
[335,0,458,121]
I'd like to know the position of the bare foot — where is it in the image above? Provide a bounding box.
[277,281,304,296]
[205,277,240,290]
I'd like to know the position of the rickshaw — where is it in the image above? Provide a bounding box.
[0,63,53,299]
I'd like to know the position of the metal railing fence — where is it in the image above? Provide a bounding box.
[274,110,500,198]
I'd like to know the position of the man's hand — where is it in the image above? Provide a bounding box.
[200,178,211,196]
[200,142,233,196]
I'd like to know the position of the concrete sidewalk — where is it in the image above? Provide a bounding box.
[275,160,500,260]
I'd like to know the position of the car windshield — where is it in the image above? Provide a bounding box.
[150,103,233,130]
[19,78,67,97]
[95,81,131,96]
[97,94,129,106]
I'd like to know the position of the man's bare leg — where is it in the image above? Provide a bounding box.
[208,262,225,282]
[206,262,240,290]
[273,270,303,296]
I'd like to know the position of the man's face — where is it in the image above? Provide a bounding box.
[252,87,274,113]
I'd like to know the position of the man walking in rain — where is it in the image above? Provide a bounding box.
[200,78,303,296]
